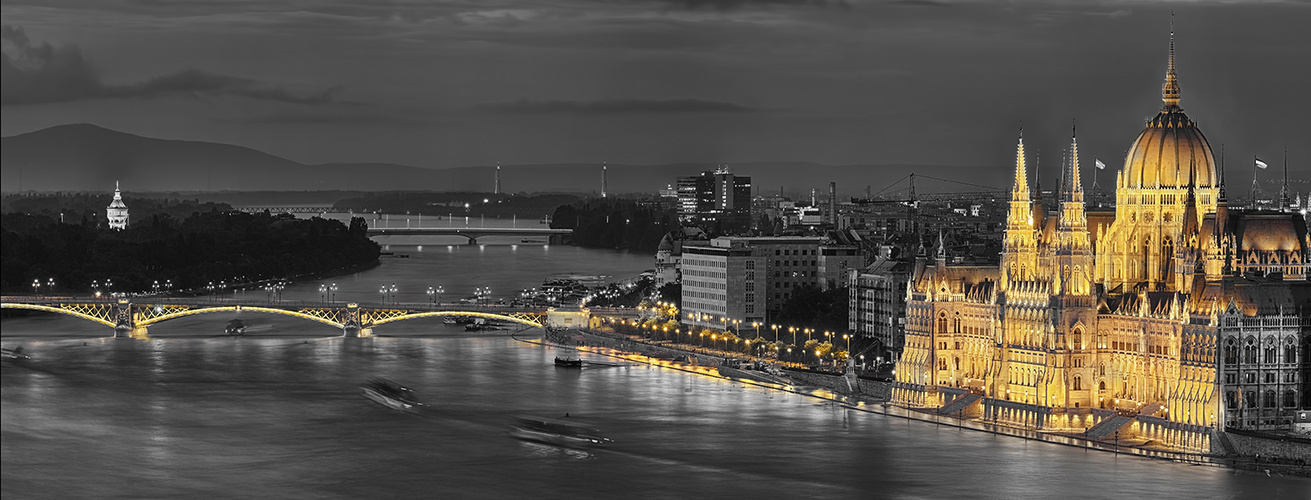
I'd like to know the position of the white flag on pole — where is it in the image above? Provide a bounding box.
[1255,157,1268,169]
[1094,158,1106,170]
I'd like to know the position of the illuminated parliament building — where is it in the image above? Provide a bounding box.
[892,32,1309,451]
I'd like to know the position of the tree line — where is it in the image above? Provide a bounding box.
[1,206,379,295]
[550,199,676,252]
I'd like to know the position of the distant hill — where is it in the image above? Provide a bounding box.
[0,124,1009,197]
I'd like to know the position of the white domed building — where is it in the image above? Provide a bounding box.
[107,181,129,230]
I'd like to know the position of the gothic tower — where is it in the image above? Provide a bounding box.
[1000,127,1038,291]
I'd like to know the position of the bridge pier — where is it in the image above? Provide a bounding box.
[342,326,373,338]
[114,326,149,339]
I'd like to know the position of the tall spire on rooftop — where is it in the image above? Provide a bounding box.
[1011,123,1029,201]
[1162,13,1181,110]
[1062,120,1084,203]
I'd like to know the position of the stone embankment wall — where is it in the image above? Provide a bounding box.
[562,329,895,401]
[1223,431,1311,463]
[549,330,724,367]
[783,370,892,401]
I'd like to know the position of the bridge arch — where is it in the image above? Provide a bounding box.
[137,305,345,329]
[368,310,544,328]
[1,303,117,328]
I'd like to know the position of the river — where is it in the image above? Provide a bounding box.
[3,241,1306,498]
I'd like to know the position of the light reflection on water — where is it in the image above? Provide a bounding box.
[4,246,1307,498]
[3,334,1305,498]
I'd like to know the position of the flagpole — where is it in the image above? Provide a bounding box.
[1253,154,1258,208]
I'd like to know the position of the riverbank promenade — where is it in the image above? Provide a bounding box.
[544,326,1309,476]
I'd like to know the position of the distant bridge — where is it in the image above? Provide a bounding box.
[367,227,572,244]
[235,206,354,214]
[0,296,621,338]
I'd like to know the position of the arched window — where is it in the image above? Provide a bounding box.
[1264,390,1276,408]
[1285,339,1298,364]
[1244,338,1257,364]
[1224,337,1238,365]
[1073,376,1082,391]
[1227,391,1237,409]
[953,357,960,370]
[938,313,947,334]
[1072,327,1083,350]
[938,358,947,371]
[1285,390,1298,408]
[1099,380,1106,391]
[1265,346,1277,364]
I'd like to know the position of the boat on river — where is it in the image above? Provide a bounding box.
[225,319,247,336]
[509,416,611,447]
[554,356,582,368]
[361,378,422,410]
[2,346,29,360]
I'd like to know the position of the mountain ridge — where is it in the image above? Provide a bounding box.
[1,123,1009,196]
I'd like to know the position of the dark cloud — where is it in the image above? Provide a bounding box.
[1,25,339,105]
[662,0,846,10]
[475,98,761,114]
[225,110,441,128]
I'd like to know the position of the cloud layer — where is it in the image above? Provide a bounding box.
[1,25,338,105]
[475,98,759,114]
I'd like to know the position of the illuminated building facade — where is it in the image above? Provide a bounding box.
[676,168,752,234]
[106,181,129,230]
[893,32,1309,450]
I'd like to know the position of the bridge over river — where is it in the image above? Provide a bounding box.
[366,227,572,244]
[2,296,636,338]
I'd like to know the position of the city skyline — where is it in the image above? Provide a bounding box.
[2,1,1308,192]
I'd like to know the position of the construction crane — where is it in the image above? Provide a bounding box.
[848,173,1006,250]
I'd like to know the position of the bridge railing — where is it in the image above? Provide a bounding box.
[3,295,566,314]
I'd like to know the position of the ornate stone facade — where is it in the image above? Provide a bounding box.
[892,32,1309,450]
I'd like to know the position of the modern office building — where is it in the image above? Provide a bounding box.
[676,168,752,234]
[681,236,862,331]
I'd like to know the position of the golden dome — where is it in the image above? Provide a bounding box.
[1120,29,1216,189]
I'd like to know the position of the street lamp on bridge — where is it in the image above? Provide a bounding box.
[266,282,285,304]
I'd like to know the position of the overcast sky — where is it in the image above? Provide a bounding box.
[2,0,1308,191]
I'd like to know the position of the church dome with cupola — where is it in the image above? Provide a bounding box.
[1120,31,1216,189]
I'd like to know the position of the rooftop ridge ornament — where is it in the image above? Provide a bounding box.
[1162,13,1181,110]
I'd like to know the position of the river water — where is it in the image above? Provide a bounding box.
[3,241,1306,498]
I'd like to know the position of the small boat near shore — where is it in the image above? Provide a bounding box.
[554,356,582,368]
[509,416,611,447]
[717,361,790,386]
[361,378,422,410]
